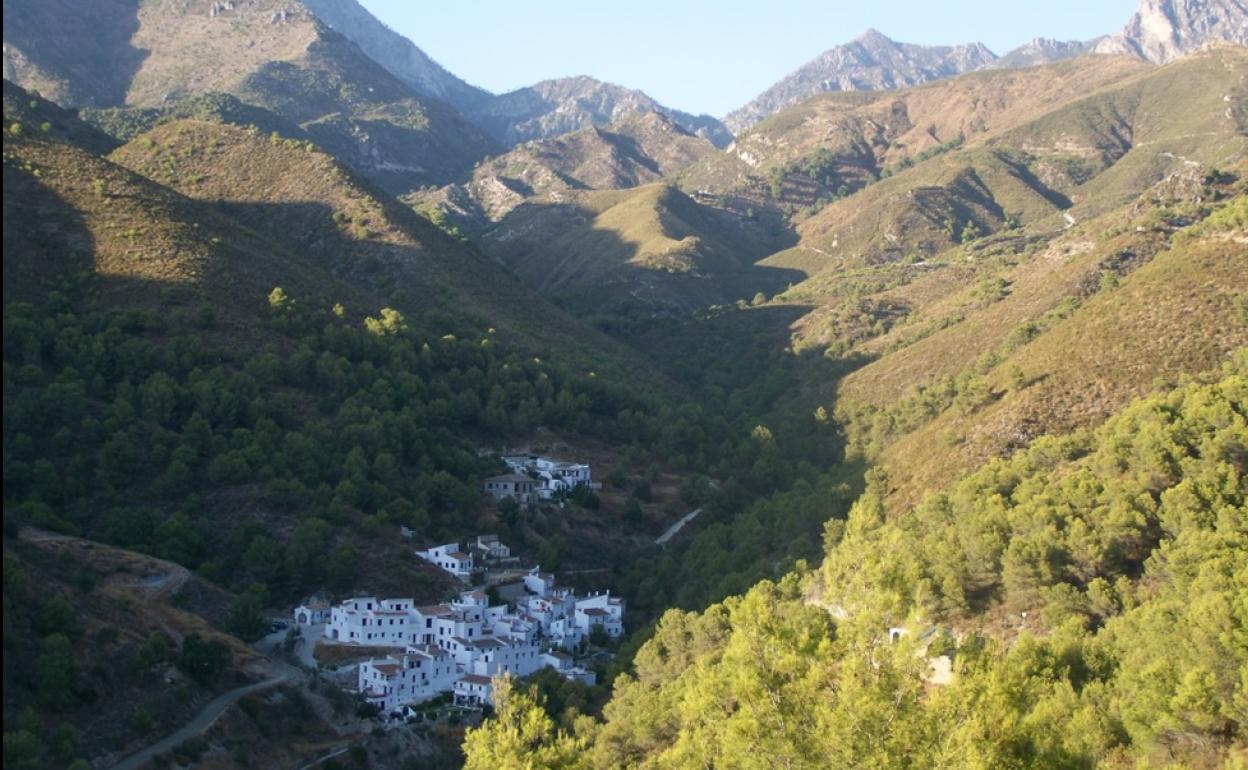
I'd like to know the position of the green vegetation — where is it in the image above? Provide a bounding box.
[466,353,1248,769]
[82,93,306,144]
[1,279,735,602]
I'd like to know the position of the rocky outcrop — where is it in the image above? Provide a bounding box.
[298,0,492,111]
[1094,0,1248,62]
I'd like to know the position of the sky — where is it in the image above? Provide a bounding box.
[359,1,1138,117]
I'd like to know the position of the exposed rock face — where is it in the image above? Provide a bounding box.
[465,76,733,148]
[724,30,998,132]
[1094,0,1248,62]
[290,2,732,148]
[297,0,492,111]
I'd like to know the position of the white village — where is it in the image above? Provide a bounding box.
[289,454,623,720]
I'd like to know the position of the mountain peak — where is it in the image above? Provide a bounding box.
[1095,0,1248,62]
[724,33,998,132]
[856,28,895,45]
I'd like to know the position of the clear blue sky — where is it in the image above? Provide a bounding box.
[359,1,1137,117]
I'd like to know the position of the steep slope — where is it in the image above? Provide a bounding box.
[762,49,1245,277]
[2,78,120,155]
[481,184,799,315]
[1095,0,1248,62]
[465,75,732,148]
[685,55,1152,217]
[298,0,492,111]
[2,530,258,768]
[412,110,717,231]
[464,355,1247,770]
[1,0,499,193]
[724,29,999,133]
[102,118,657,375]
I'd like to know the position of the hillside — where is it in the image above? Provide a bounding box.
[511,355,1247,770]
[768,48,1245,273]
[479,183,799,316]
[102,118,658,375]
[2,529,257,768]
[683,55,1153,217]
[411,110,718,232]
[1,0,499,193]
[834,179,1248,509]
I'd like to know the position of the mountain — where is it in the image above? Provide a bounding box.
[297,0,492,111]
[411,110,718,230]
[1,0,499,193]
[465,75,733,148]
[1095,0,1248,62]
[682,55,1151,216]
[724,30,999,133]
[990,37,1100,68]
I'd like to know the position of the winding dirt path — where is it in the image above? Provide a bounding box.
[656,508,703,546]
[105,660,301,770]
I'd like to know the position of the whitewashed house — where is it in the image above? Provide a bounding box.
[523,571,557,596]
[416,543,475,581]
[502,455,592,500]
[327,597,422,646]
[293,599,330,626]
[453,674,495,706]
[358,644,459,714]
[574,592,625,639]
[542,651,597,686]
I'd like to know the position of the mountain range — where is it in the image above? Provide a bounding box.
[4,0,1245,182]
[726,0,1248,131]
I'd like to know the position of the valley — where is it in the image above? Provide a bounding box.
[2,1,1246,768]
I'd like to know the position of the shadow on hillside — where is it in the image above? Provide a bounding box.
[4,0,149,107]
[1,164,95,301]
[482,199,805,315]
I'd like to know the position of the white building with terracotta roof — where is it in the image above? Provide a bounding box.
[415,542,475,581]
[453,674,496,706]
[343,555,625,713]
[574,592,625,639]
[327,597,423,646]
[358,644,459,714]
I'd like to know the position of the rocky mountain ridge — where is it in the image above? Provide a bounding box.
[725,0,1248,132]
[1094,0,1248,62]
